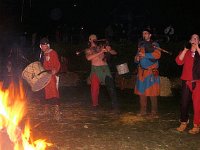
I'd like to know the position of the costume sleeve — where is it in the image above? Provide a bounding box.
[134,48,141,64]
[145,49,161,59]
[50,50,61,73]
[175,51,184,65]
[145,42,161,59]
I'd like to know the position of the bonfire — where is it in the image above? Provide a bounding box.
[0,81,52,150]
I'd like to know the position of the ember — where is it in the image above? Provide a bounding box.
[0,81,52,150]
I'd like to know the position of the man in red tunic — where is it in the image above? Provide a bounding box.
[175,34,200,134]
[40,37,61,120]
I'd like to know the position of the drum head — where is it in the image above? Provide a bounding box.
[32,73,52,92]
[116,63,129,75]
[21,61,44,79]
[21,61,51,91]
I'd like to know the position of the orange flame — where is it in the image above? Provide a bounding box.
[0,81,52,150]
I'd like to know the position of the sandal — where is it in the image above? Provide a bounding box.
[188,125,200,134]
[176,122,188,132]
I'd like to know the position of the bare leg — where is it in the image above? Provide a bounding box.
[138,95,147,116]
[150,96,157,115]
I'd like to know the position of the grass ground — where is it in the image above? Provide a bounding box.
[26,84,199,150]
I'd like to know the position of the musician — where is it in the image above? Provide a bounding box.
[85,34,119,112]
[39,37,61,120]
[175,34,200,134]
[134,28,161,118]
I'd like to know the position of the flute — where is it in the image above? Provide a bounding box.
[76,49,86,55]
[155,47,172,55]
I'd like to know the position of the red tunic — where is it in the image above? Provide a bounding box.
[43,49,60,99]
[175,50,193,80]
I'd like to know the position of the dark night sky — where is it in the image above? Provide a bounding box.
[0,0,199,36]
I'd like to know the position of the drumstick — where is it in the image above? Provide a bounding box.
[37,70,51,76]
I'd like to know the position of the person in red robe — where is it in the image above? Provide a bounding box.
[40,37,61,120]
[175,34,200,134]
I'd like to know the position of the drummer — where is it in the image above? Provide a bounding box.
[85,34,119,112]
[39,37,61,120]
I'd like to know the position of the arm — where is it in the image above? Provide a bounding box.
[137,47,161,69]
[137,42,161,60]
[178,48,188,61]
[145,42,161,59]
[175,48,188,65]
[134,55,140,63]
[105,46,117,55]
[134,48,142,63]
[51,51,61,75]
[85,48,105,61]
[145,49,161,59]
[136,48,161,60]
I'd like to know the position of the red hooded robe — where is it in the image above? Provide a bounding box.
[43,49,60,99]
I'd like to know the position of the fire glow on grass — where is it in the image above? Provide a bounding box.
[0,81,52,150]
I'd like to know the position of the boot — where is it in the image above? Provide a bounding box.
[176,122,188,132]
[188,124,200,134]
